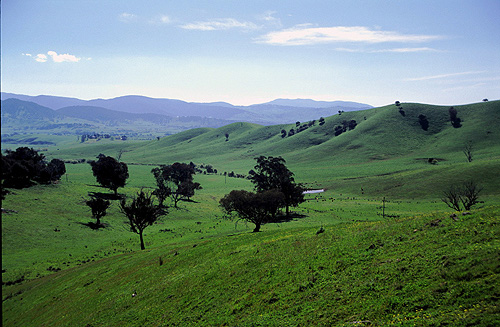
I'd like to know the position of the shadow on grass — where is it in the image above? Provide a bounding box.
[270,212,308,224]
[77,221,110,230]
[87,192,124,201]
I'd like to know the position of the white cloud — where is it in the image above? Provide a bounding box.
[180,18,258,31]
[28,51,81,63]
[404,71,486,81]
[47,51,81,63]
[35,54,48,62]
[119,12,137,23]
[256,25,443,45]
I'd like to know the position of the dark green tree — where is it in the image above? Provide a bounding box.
[89,155,129,196]
[449,106,462,128]
[151,162,201,208]
[1,147,66,189]
[86,196,111,227]
[120,190,165,250]
[219,189,285,232]
[418,114,429,131]
[248,156,304,216]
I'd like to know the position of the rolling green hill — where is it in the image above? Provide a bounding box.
[2,100,499,326]
[49,100,500,198]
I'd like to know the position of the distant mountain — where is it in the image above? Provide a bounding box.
[1,92,373,125]
[1,92,88,109]
[56,106,172,124]
[1,98,61,121]
[0,99,237,136]
[262,98,372,109]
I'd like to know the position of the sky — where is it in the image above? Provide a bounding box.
[1,0,499,107]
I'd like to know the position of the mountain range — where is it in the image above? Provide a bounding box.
[1,93,372,135]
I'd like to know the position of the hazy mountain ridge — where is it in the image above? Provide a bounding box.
[0,98,237,136]
[1,92,372,125]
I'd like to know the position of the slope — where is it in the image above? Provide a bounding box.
[48,100,500,199]
[3,207,499,326]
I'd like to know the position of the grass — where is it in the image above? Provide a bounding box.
[2,100,500,326]
[3,206,499,326]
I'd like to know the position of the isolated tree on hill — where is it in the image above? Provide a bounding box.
[120,190,165,250]
[86,196,111,227]
[219,189,285,232]
[89,155,129,197]
[151,162,201,208]
[463,141,473,163]
[418,114,429,131]
[248,156,304,216]
[449,106,462,128]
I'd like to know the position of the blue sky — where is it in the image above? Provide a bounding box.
[1,0,499,106]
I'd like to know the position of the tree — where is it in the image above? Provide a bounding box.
[319,117,325,126]
[418,114,429,131]
[151,162,201,208]
[219,189,285,232]
[449,107,462,128]
[441,181,482,211]
[120,190,165,250]
[38,159,67,184]
[1,147,66,189]
[460,181,482,210]
[441,185,462,211]
[86,196,111,227]
[248,156,304,216]
[89,155,129,196]
[463,141,473,162]
[281,129,287,138]
[334,125,344,136]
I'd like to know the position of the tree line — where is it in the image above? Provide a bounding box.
[1,147,66,200]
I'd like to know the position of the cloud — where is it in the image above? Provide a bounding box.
[404,71,486,81]
[35,54,48,62]
[180,18,258,31]
[119,12,137,23]
[47,51,81,62]
[256,25,443,45]
[27,51,81,63]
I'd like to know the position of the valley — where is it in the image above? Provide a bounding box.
[2,99,500,326]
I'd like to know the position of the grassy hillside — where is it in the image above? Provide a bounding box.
[2,101,499,326]
[3,206,499,326]
[48,100,500,198]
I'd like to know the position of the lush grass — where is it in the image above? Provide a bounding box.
[2,101,500,326]
[3,206,499,326]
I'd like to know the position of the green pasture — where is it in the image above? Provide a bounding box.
[2,100,500,326]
